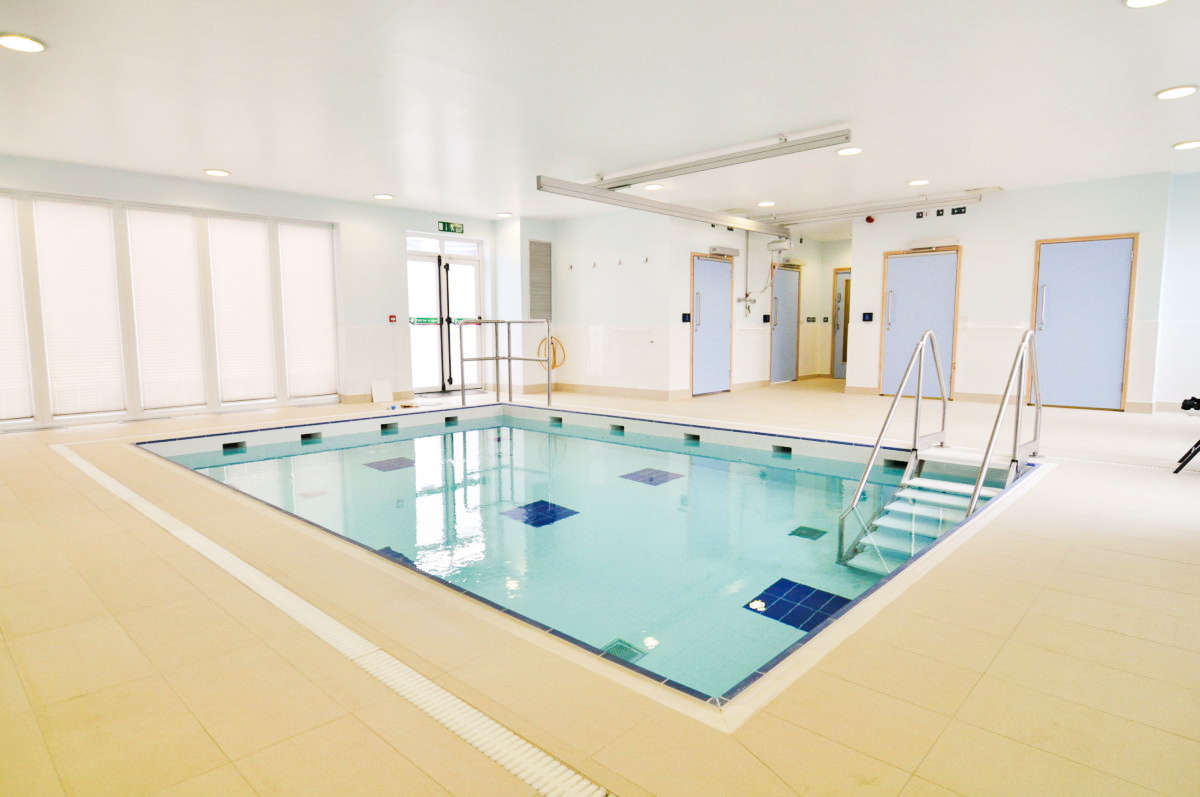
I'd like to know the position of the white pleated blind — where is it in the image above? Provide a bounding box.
[279,223,338,397]
[128,209,207,410]
[209,217,276,402]
[34,200,126,416]
[0,197,34,420]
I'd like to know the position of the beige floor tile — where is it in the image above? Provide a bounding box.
[0,640,31,716]
[765,669,949,770]
[735,710,909,796]
[988,640,1200,740]
[42,675,227,796]
[12,616,155,705]
[1061,546,1200,597]
[150,764,257,796]
[447,639,660,757]
[0,501,34,526]
[0,542,72,586]
[816,636,981,715]
[0,710,64,795]
[165,643,346,759]
[263,628,395,712]
[888,583,1028,638]
[917,720,1161,797]
[37,508,122,539]
[79,557,204,614]
[593,709,793,797]
[0,571,109,637]
[0,518,46,550]
[941,548,1057,587]
[1029,588,1200,652]
[858,607,1006,672]
[235,715,449,796]
[358,592,514,674]
[916,564,1044,611]
[1046,567,1200,621]
[959,675,1200,796]
[162,550,245,593]
[291,556,426,614]
[1012,611,1200,691]
[115,596,259,671]
[898,777,961,797]
[965,530,1073,568]
[356,693,536,796]
[575,758,655,797]
[56,529,157,570]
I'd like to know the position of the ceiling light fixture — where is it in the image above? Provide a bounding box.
[1156,85,1197,100]
[836,147,863,156]
[495,211,513,218]
[1124,0,1169,7]
[0,33,46,53]
[757,200,776,208]
[1174,140,1200,150]
[907,179,930,187]
[204,168,230,177]
[593,129,851,190]
[373,193,394,200]
[643,184,664,191]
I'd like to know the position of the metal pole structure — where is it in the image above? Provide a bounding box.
[545,320,552,406]
[506,322,513,402]
[913,344,925,449]
[458,322,466,407]
[493,323,500,403]
[1012,351,1025,463]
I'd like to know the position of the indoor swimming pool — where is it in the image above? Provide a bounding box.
[140,405,991,702]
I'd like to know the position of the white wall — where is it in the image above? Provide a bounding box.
[1156,172,1200,406]
[0,154,495,399]
[846,173,1170,407]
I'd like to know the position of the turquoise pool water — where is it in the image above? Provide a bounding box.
[153,413,906,701]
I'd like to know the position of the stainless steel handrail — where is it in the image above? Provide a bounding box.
[967,330,1041,514]
[455,319,552,407]
[837,330,948,564]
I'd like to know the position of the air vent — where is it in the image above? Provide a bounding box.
[772,445,792,457]
[444,416,458,426]
[549,416,563,427]
[301,432,321,444]
[222,441,246,454]
[684,433,700,445]
[381,422,399,434]
[610,424,625,435]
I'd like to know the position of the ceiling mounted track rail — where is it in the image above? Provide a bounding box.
[536,176,791,236]
[755,191,986,226]
[592,129,852,190]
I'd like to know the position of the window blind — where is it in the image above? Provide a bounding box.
[128,208,206,409]
[279,223,337,397]
[529,240,552,321]
[209,216,276,402]
[34,200,126,416]
[0,196,33,420]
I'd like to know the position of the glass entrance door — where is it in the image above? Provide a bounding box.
[407,242,482,393]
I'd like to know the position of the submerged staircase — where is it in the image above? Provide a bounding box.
[838,330,1042,576]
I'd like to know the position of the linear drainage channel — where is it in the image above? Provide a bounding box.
[51,442,609,797]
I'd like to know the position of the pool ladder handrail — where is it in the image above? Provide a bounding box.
[455,319,553,407]
[967,329,1041,514]
[838,330,948,565]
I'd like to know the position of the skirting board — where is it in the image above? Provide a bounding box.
[339,391,415,404]
[843,386,878,396]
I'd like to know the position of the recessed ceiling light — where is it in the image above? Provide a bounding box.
[1156,85,1197,100]
[0,33,46,53]
[1175,140,1200,150]
[643,184,664,191]
[907,179,930,187]
[1124,0,1168,7]
[836,147,863,156]
[373,193,394,200]
[204,168,230,177]
[757,200,776,208]
[495,211,513,218]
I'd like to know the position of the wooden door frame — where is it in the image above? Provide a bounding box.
[1030,233,1138,411]
[689,252,734,396]
[769,262,803,383]
[830,267,851,377]
[878,246,961,398]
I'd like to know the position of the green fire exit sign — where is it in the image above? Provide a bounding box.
[437,221,464,234]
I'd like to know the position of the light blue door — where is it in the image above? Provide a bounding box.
[1035,236,1134,410]
[692,256,732,395]
[770,267,799,383]
[833,270,850,380]
[882,251,957,397]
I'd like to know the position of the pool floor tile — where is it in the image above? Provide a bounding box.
[619,468,683,486]
[745,578,850,631]
[501,500,578,527]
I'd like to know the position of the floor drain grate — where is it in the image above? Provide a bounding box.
[602,638,647,663]
[789,526,827,540]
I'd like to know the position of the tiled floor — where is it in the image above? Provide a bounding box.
[1,379,1197,795]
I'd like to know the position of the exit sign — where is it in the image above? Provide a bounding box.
[437,221,464,234]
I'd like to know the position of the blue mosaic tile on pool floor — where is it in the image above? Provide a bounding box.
[744,578,851,632]
[620,468,683,486]
[365,457,415,471]
[502,500,579,527]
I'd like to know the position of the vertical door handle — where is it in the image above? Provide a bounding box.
[772,297,778,328]
[1037,285,1048,330]
[694,292,701,327]
[886,291,895,332]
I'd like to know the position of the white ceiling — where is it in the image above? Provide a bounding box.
[1,0,1198,236]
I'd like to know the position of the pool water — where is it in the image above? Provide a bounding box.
[167,415,905,701]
